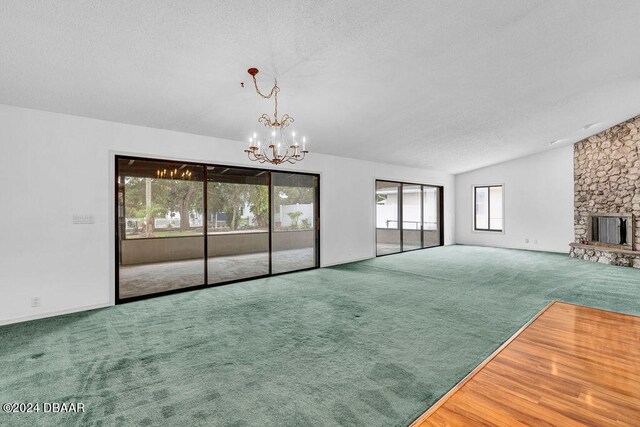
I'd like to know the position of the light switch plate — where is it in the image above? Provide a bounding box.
[73,214,95,224]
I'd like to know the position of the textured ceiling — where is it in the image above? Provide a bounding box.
[1,1,640,173]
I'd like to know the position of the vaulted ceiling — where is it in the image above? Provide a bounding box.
[1,1,640,173]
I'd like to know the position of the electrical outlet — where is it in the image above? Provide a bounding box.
[534,239,538,244]
[31,297,41,308]
[525,238,530,244]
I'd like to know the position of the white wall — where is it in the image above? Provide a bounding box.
[0,104,454,325]
[455,146,574,253]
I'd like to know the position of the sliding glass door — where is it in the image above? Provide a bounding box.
[423,186,441,248]
[402,184,422,251]
[117,159,206,299]
[271,172,319,274]
[375,180,443,256]
[116,156,320,302]
[376,181,402,255]
[206,166,269,284]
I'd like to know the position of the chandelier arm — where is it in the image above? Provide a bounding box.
[280,114,294,128]
[245,144,306,165]
[285,147,304,164]
[282,146,292,161]
[258,114,272,127]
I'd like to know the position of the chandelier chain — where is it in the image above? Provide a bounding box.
[251,74,279,120]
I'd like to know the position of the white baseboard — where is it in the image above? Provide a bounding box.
[0,302,113,326]
[321,244,453,268]
[321,255,375,267]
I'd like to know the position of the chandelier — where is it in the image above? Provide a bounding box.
[244,68,308,165]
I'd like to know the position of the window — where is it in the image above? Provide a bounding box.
[474,185,503,232]
[376,180,443,256]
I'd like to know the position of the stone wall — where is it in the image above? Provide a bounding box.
[571,114,640,267]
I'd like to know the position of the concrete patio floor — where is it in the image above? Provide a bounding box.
[119,248,316,299]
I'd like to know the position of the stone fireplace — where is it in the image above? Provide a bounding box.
[569,115,640,268]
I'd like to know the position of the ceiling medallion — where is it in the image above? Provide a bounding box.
[244,68,308,165]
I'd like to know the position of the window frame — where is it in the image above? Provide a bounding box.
[473,184,504,233]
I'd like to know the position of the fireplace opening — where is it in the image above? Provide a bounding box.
[589,213,633,249]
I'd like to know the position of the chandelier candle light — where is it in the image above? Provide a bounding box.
[157,168,192,180]
[244,68,308,165]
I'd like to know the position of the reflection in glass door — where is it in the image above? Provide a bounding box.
[207,167,269,284]
[376,181,402,255]
[117,159,205,299]
[271,172,319,274]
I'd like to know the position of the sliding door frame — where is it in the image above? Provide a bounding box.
[375,179,444,257]
[115,154,320,304]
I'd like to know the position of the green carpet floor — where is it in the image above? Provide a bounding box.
[1,245,639,426]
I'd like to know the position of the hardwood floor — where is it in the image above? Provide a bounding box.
[412,301,640,426]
